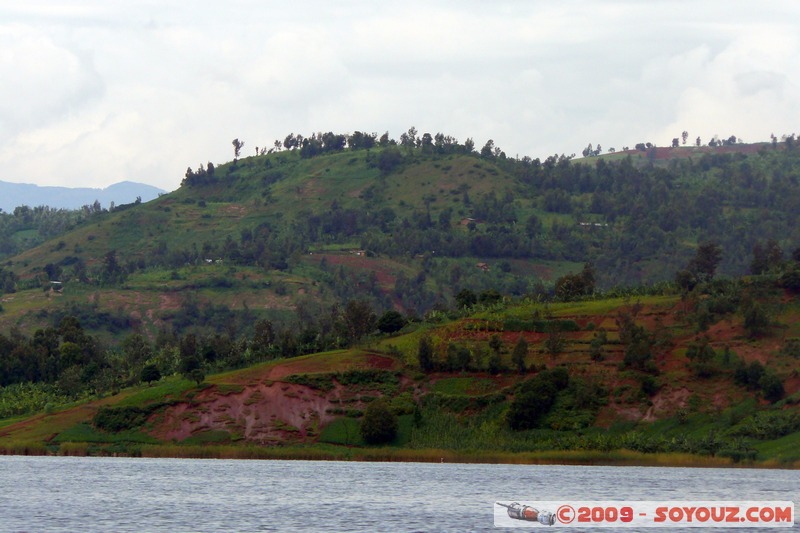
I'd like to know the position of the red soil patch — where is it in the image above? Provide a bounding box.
[148,382,339,443]
[642,387,692,422]
[149,353,399,444]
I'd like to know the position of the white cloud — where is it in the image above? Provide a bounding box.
[2,1,800,190]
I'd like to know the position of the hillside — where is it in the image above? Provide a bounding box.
[2,287,798,466]
[1,134,800,346]
[1,132,799,466]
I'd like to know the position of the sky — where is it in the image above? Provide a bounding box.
[2,1,800,192]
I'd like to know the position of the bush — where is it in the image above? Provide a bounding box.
[93,406,152,432]
[140,364,161,384]
[360,399,398,444]
[376,310,406,334]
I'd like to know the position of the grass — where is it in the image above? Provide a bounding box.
[2,439,766,468]
[52,423,159,444]
[430,377,496,396]
[114,377,196,407]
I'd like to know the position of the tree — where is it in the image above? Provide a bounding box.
[682,130,689,145]
[140,364,161,385]
[687,242,722,283]
[488,333,503,355]
[672,138,680,148]
[544,325,564,360]
[554,263,595,301]
[342,300,376,343]
[589,329,607,362]
[232,138,245,159]
[506,371,566,430]
[455,288,477,310]
[122,333,152,370]
[377,146,403,174]
[759,372,784,403]
[418,337,434,372]
[743,299,771,338]
[360,399,398,444]
[511,336,528,374]
[685,337,716,377]
[376,310,406,334]
[102,249,125,285]
[751,240,783,275]
[480,139,495,158]
[189,368,205,386]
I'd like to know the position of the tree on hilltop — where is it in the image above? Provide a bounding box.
[232,138,245,159]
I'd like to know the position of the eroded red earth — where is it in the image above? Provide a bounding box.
[147,353,399,444]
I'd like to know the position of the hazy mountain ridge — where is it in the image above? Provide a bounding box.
[0,180,167,212]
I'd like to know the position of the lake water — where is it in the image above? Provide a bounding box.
[0,456,797,532]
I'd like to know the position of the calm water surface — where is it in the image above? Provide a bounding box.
[0,456,797,532]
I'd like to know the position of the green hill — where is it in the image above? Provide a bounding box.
[1,132,800,466]
[2,134,800,344]
[2,286,798,467]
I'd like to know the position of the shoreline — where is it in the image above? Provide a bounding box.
[2,442,798,469]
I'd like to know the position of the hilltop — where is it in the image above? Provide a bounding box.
[1,132,799,346]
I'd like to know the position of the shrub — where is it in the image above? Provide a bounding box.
[360,399,398,445]
[93,406,154,432]
[140,364,161,384]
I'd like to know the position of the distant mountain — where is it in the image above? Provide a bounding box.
[0,180,167,212]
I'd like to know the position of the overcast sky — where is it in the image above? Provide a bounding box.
[2,1,799,191]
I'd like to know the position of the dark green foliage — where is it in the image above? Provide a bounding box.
[376,310,406,334]
[685,337,716,378]
[511,336,528,374]
[778,266,800,293]
[284,373,336,391]
[360,399,398,444]
[189,368,205,386]
[418,337,434,372]
[758,373,784,403]
[729,410,800,440]
[617,307,657,373]
[140,364,161,384]
[554,263,596,301]
[507,368,570,430]
[733,360,782,401]
[488,334,503,354]
[335,369,398,387]
[750,239,783,275]
[589,328,607,362]
[543,326,565,360]
[487,352,503,375]
[455,288,477,310]
[478,289,502,306]
[342,299,376,342]
[742,299,771,338]
[502,318,580,333]
[92,405,163,432]
[677,242,723,291]
[640,375,659,396]
[376,146,403,174]
[444,342,472,372]
[285,370,398,392]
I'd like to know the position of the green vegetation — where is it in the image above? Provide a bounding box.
[1,131,800,467]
